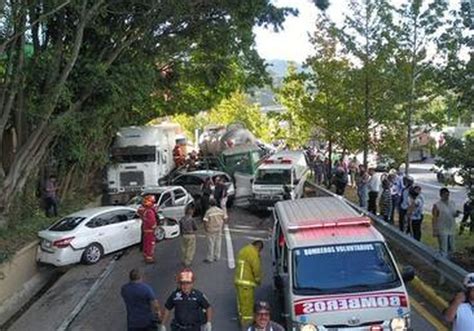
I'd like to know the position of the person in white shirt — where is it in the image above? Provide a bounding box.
[367,168,381,214]
[445,273,474,331]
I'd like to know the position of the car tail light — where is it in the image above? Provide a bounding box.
[53,237,75,248]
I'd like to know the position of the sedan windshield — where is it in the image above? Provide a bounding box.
[49,217,86,231]
[255,169,291,185]
[293,242,400,295]
[127,194,162,206]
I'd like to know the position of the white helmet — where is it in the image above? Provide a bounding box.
[463,273,474,288]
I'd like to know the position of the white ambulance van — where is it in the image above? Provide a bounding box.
[251,150,309,209]
[272,197,414,331]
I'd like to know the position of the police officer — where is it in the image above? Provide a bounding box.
[161,268,213,331]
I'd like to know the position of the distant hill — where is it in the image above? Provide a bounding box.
[265,59,304,81]
[247,59,304,110]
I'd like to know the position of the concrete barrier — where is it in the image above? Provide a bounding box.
[0,196,102,326]
[0,241,55,325]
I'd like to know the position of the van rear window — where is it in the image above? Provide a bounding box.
[293,242,400,295]
[255,169,291,185]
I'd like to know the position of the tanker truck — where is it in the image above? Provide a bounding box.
[198,123,269,204]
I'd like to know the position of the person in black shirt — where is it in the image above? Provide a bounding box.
[121,268,162,331]
[161,268,213,331]
[200,178,213,215]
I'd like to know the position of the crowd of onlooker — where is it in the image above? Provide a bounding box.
[305,150,472,259]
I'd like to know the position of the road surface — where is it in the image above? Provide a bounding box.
[7,207,444,331]
[408,161,466,213]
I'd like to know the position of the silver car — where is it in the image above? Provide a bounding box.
[127,185,194,220]
[171,170,235,209]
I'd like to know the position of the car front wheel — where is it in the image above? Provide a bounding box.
[82,243,103,265]
[155,227,166,241]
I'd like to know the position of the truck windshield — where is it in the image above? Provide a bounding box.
[111,146,156,163]
[293,242,400,295]
[224,153,252,174]
[255,169,291,185]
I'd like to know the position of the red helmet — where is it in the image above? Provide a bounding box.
[142,195,156,208]
[177,268,195,283]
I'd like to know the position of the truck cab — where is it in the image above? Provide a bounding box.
[272,197,414,331]
[105,124,180,204]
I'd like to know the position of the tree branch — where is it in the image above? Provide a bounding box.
[0,0,72,55]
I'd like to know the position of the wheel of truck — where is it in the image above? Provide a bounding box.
[82,243,103,265]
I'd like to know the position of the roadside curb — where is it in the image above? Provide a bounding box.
[411,276,449,313]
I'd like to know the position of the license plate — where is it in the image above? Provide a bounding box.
[129,181,138,186]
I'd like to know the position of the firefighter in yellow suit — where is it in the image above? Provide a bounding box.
[234,240,264,329]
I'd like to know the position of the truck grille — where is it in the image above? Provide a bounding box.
[120,171,144,188]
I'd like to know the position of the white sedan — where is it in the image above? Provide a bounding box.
[37,206,142,267]
[36,206,179,266]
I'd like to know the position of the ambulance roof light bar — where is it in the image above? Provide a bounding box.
[287,217,371,232]
[264,157,292,164]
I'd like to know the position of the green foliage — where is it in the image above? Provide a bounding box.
[304,16,363,154]
[0,0,297,221]
[437,135,474,192]
[173,91,273,143]
[274,64,311,148]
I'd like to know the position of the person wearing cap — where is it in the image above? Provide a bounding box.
[121,268,162,331]
[138,195,158,263]
[444,273,474,330]
[161,268,213,331]
[432,187,460,258]
[234,240,264,329]
[247,301,284,331]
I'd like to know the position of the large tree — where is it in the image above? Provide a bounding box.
[304,14,361,163]
[393,0,448,173]
[0,0,296,224]
[335,0,398,167]
[275,64,312,148]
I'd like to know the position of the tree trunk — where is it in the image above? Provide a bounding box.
[405,15,418,176]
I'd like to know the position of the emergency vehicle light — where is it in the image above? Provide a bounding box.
[287,217,371,232]
[263,158,292,164]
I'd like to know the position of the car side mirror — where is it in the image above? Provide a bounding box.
[293,179,299,185]
[401,265,415,282]
[250,178,254,184]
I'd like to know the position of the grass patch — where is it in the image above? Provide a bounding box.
[0,192,98,264]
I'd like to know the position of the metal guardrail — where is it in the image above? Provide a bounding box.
[305,181,469,289]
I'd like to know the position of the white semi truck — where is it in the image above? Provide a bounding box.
[104,123,181,204]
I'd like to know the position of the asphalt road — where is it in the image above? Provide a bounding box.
[8,207,441,331]
[408,162,466,213]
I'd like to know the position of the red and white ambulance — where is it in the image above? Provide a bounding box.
[272,197,415,331]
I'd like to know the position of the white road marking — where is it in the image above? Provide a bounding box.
[224,225,235,269]
[57,257,117,331]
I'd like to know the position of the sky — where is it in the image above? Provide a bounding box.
[253,0,465,64]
